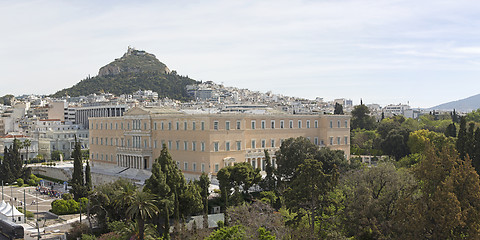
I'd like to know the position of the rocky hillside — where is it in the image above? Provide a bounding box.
[52,48,198,100]
[98,47,170,76]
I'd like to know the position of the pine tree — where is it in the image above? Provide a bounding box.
[473,128,480,175]
[334,103,344,115]
[445,123,457,138]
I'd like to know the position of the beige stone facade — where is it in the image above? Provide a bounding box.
[89,107,350,178]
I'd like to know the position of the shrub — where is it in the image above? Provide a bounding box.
[16,178,24,186]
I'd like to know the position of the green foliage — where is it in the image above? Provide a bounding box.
[205,225,246,240]
[71,136,86,200]
[17,207,34,218]
[260,150,275,191]
[85,160,92,191]
[340,163,418,239]
[445,123,457,137]
[81,234,97,240]
[50,150,63,161]
[0,139,26,183]
[218,162,261,208]
[16,178,23,186]
[0,95,14,106]
[67,221,89,240]
[351,104,376,130]
[51,199,80,215]
[465,109,480,123]
[334,103,343,115]
[125,190,159,240]
[52,72,198,101]
[350,129,382,156]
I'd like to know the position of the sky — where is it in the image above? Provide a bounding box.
[2,0,480,108]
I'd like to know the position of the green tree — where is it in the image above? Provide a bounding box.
[456,116,467,159]
[51,150,64,161]
[340,163,417,239]
[284,158,337,238]
[334,103,343,115]
[260,150,275,191]
[444,123,457,137]
[0,139,24,183]
[126,190,159,240]
[205,225,245,240]
[275,137,318,182]
[380,128,410,160]
[71,136,86,200]
[351,104,376,130]
[474,128,480,175]
[23,139,31,161]
[396,144,480,239]
[144,159,172,238]
[218,162,261,208]
[197,172,210,229]
[85,160,92,191]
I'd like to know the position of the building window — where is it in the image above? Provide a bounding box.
[280,120,284,129]
[201,142,205,152]
[251,140,256,149]
[193,163,197,172]
[121,138,124,147]
[184,141,188,150]
[271,139,275,147]
[337,121,340,128]
[176,141,180,150]
[168,141,172,150]
[192,141,196,151]
[271,120,275,129]
[201,163,205,172]
[144,139,148,148]
[321,140,324,145]
[314,120,318,128]
[154,140,158,148]
[261,120,266,129]
[226,121,230,130]
[330,137,333,145]
[110,123,113,130]
[314,137,318,145]
[127,123,130,130]
[345,120,348,128]
[226,142,230,151]
[298,120,302,128]
[116,123,118,129]
[345,136,348,145]
[161,122,164,130]
[192,122,196,130]
[154,122,157,130]
[144,122,147,130]
[337,137,341,145]
[168,122,172,130]
[289,120,293,128]
[261,139,266,148]
[184,162,188,171]
[121,122,124,130]
[100,138,103,145]
[116,138,118,146]
[236,121,241,130]
[214,121,219,130]
[237,141,241,150]
[100,123,102,130]
[215,164,219,172]
[214,142,219,152]
[251,160,256,169]
[176,122,179,130]
[306,120,310,128]
[330,121,333,128]
[184,121,187,130]
[251,121,256,129]
[201,122,205,131]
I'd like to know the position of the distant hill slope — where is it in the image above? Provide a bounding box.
[429,93,480,112]
[52,47,198,100]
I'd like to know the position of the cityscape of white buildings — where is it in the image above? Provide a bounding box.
[0,81,447,161]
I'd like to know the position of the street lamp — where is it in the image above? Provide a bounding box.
[10,182,17,223]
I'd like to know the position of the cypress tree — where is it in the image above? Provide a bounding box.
[85,160,92,191]
[467,122,476,159]
[473,128,480,175]
[457,117,467,160]
[445,123,457,138]
[70,136,85,200]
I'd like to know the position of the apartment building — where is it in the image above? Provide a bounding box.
[89,106,350,179]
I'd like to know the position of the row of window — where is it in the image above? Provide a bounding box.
[92,118,348,131]
[92,136,347,150]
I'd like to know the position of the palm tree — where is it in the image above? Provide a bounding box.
[126,190,159,240]
[23,139,31,162]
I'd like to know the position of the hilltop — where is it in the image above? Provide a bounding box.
[52,47,199,100]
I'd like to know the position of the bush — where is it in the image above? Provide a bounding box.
[27,179,35,186]
[51,199,79,215]
[16,178,24,187]
[67,221,89,240]
[62,193,73,200]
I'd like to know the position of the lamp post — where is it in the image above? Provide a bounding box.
[10,182,16,223]
[36,189,40,240]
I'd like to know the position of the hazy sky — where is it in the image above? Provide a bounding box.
[2,0,480,108]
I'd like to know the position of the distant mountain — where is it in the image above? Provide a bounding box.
[429,93,480,112]
[52,47,199,100]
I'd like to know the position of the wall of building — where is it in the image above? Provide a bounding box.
[89,107,351,179]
